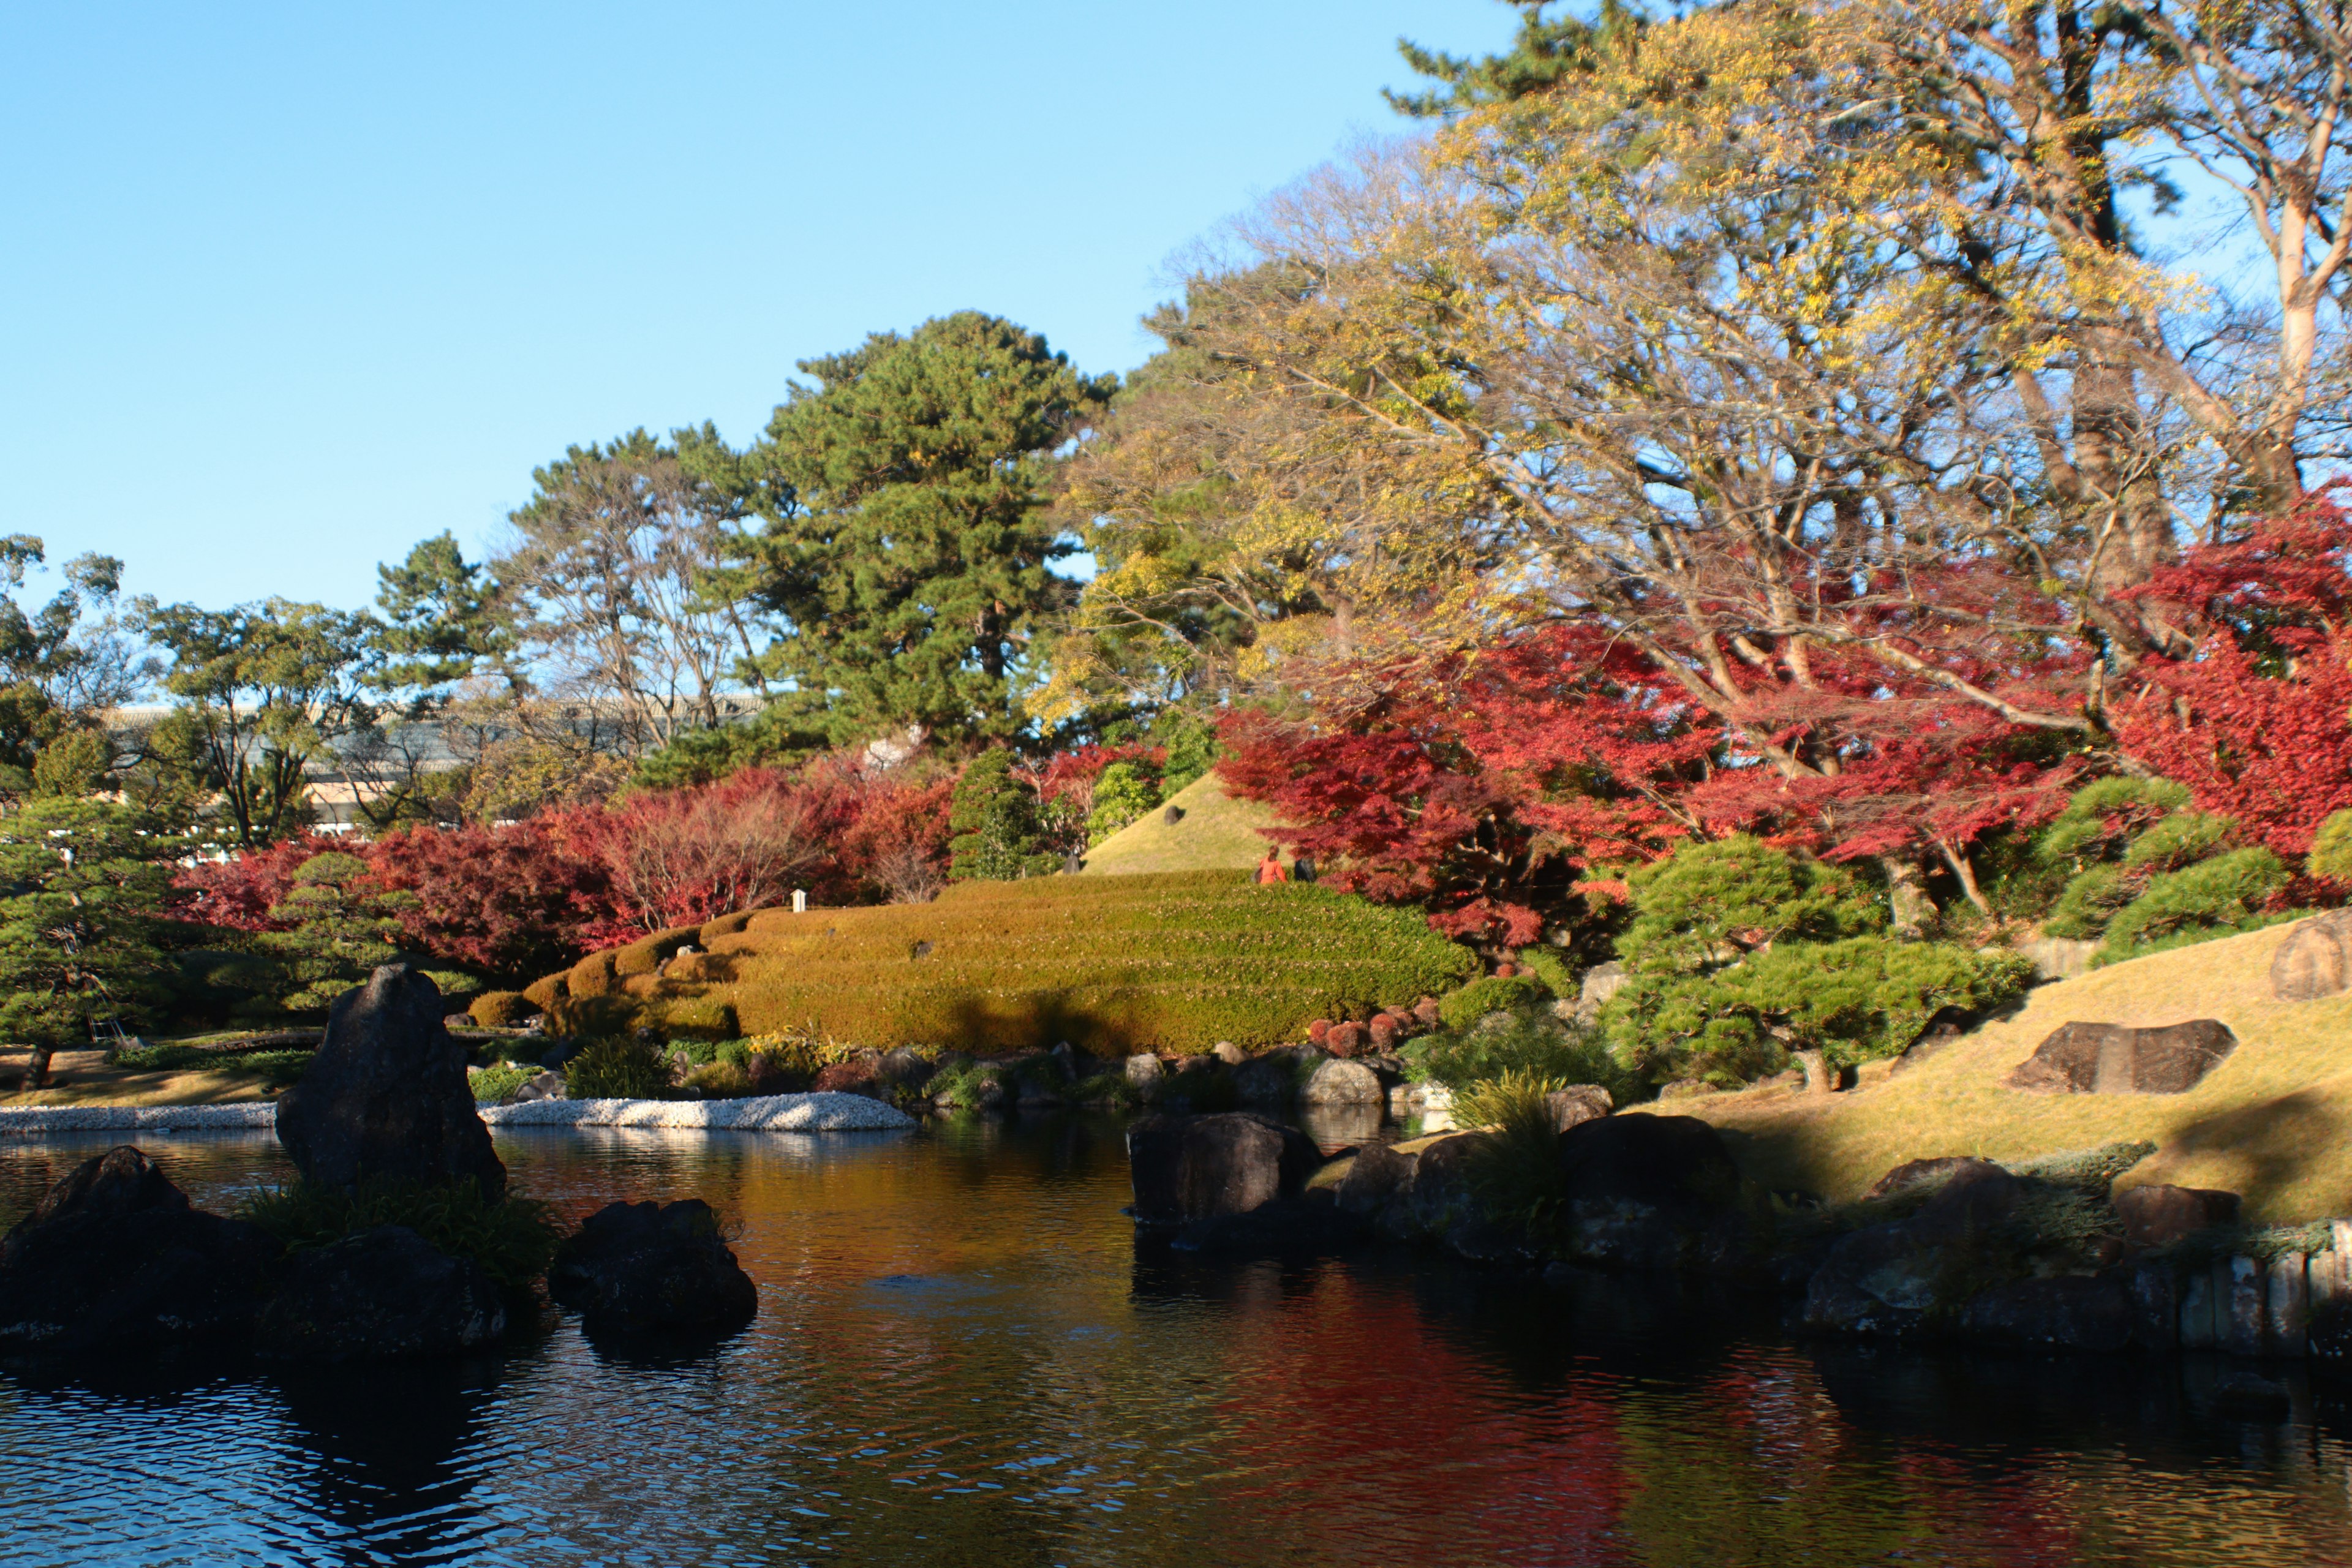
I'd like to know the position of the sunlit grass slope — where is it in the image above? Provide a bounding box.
[1668,921,2352,1224]
[1077,772,1282,876]
[548,870,1476,1057]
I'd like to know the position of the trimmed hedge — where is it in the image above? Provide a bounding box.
[469,990,533,1028]
[529,870,1475,1055]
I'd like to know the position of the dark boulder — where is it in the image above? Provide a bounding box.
[2271,909,2352,1002]
[0,1147,280,1352]
[1553,1114,1757,1272]
[1955,1274,2133,1351]
[1170,1196,1369,1255]
[1126,1112,1322,1227]
[276,964,505,1200]
[1231,1054,1300,1107]
[549,1200,757,1335]
[257,1226,506,1362]
[1804,1163,2022,1336]
[1335,1141,1419,1216]
[2006,1019,2236,1095]
[2114,1183,2240,1250]
[812,1060,883,1098]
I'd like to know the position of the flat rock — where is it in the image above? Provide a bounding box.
[276,964,506,1199]
[2006,1019,2236,1095]
[0,1147,281,1352]
[549,1199,757,1335]
[1126,1112,1322,1226]
[257,1225,506,1362]
[1862,1156,1996,1202]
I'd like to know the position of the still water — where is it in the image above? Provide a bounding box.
[0,1117,2348,1567]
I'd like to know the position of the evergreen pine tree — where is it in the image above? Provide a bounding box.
[948,750,1059,881]
[735,312,1113,748]
[257,852,420,1013]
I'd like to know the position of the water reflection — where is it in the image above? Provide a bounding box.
[0,1118,2348,1566]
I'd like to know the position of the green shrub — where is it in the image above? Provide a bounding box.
[921,1060,1001,1107]
[649,995,738,1041]
[240,1177,559,1292]
[468,1063,537,1102]
[565,1036,671,1099]
[2312,809,2352,882]
[2097,847,2291,963]
[1403,1009,1638,1101]
[2043,864,2135,940]
[682,1060,753,1098]
[2036,776,2193,865]
[2120,812,2234,873]
[949,748,1061,881]
[1616,837,1880,974]
[1458,1074,1568,1238]
[614,927,700,978]
[1512,946,1576,998]
[567,951,619,999]
[469,990,534,1028]
[1602,937,2035,1084]
[1087,761,1162,846]
[521,974,566,1010]
[1438,975,1549,1030]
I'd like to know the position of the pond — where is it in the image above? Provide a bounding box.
[1,1117,2348,1567]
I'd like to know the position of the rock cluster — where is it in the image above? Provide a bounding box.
[549,1199,758,1335]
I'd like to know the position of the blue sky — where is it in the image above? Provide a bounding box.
[0,1,1518,614]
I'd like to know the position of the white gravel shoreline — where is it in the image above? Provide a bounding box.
[0,1092,914,1136]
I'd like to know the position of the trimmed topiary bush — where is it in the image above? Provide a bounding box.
[650,995,739,1041]
[614,926,699,978]
[469,990,533,1028]
[521,973,566,1011]
[1437,974,1548,1031]
[1511,946,1575,998]
[521,871,1476,1055]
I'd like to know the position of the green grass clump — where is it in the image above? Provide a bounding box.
[529,870,1476,1055]
[1438,975,1549,1030]
[565,1036,672,1099]
[111,1042,315,1088]
[1457,1072,1570,1240]
[468,1063,538,1102]
[240,1177,560,1292]
[1404,1009,1640,1101]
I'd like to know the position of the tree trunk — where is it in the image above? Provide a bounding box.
[24,1046,53,1093]
[1795,1048,1834,1097]
[1937,840,1994,918]
[1879,856,1933,939]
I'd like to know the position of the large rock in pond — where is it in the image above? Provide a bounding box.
[277,964,506,1200]
[2272,909,2352,1001]
[0,1147,280,1352]
[257,1225,506,1362]
[1955,1274,2134,1351]
[2005,1019,2236,1095]
[1553,1114,1757,1272]
[549,1200,758,1335]
[1126,1112,1322,1227]
[1299,1058,1384,1107]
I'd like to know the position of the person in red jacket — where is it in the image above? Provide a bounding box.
[1256,853,1289,885]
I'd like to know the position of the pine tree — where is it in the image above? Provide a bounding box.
[948,750,1059,881]
[735,312,1114,748]
[257,852,419,1013]
[0,797,178,1087]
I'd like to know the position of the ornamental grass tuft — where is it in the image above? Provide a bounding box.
[239,1177,560,1292]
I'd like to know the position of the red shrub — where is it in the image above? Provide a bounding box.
[172,834,345,932]
[364,817,619,978]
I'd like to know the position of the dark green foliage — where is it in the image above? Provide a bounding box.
[2097,847,2293,963]
[1156,709,1220,796]
[1602,936,2037,1084]
[733,312,1115,748]
[948,749,1059,881]
[565,1036,673,1099]
[2043,864,2135,940]
[255,852,418,1013]
[467,1063,537,1102]
[1387,0,1644,116]
[1616,836,1880,976]
[0,797,178,1064]
[112,1042,314,1087]
[1403,1008,1640,1101]
[1437,974,1549,1030]
[239,1177,559,1292]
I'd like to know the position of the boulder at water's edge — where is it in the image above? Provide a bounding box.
[258,1224,507,1361]
[277,964,507,1200]
[549,1199,758,1335]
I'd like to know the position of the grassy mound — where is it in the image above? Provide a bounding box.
[1078,772,1284,876]
[1666,921,2352,1224]
[537,870,1476,1057]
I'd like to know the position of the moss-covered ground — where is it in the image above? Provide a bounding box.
[1077,773,1283,877]
[1662,921,2352,1224]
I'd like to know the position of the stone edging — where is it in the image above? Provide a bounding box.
[0,1104,279,1134]
[0,1092,915,1136]
[481,1093,916,1131]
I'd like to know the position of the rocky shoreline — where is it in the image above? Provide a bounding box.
[1124,1106,2352,1373]
[0,1091,916,1136]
